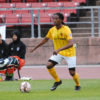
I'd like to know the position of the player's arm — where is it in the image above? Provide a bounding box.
[53,39,73,55]
[30,37,49,53]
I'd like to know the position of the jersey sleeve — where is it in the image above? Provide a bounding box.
[46,29,52,40]
[66,26,73,40]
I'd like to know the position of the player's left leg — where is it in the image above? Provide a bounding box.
[64,56,81,91]
[69,68,80,91]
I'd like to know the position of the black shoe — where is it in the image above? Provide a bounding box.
[75,86,81,91]
[50,80,62,91]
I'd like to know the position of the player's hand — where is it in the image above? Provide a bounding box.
[30,48,35,53]
[53,50,59,55]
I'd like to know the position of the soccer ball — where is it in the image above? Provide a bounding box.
[20,81,31,93]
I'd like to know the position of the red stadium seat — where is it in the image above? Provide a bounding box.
[45,9,61,14]
[40,17,51,23]
[0,0,6,3]
[15,3,32,8]
[42,0,54,2]
[15,10,29,14]
[0,3,15,8]
[63,2,79,14]
[63,14,68,22]
[33,10,46,15]
[63,9,76,14]
[58,0,71,2]
[39,14,51,23]
[0,3,15,14]
[32,2,47,13]
[21,14,37,24]
[0,11,12,14]
[25,13,52,24]
[72,0,86,3]
[32,2,47,8]
[15,3,32,14]
[63,2,79,7]
[21,14,31,23]
[27,0,38,3]
[5,14,21,23]
[11,0,22,2]
[47,2,64,7]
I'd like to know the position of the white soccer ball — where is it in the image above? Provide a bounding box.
[20,81,31,93]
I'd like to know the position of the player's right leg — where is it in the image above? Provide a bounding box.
[47,61,62,91]
[46,54,62,91]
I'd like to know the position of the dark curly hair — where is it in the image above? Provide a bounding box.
[53,13,65,24]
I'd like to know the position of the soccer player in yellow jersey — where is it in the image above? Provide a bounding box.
[31,13,80,91]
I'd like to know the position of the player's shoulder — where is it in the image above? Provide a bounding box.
[49,26,56,31]
[63,25,70,30]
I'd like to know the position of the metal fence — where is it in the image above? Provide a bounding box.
[0,6,100,38]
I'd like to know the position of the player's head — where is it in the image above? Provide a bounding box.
[53,13,64,26]
[11,30,20,42]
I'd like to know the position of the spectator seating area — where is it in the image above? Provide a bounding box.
[0,0,86,26]
[0,0,86,3]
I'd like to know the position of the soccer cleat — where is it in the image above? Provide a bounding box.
[50,80,62,91]
[75,86,81,91]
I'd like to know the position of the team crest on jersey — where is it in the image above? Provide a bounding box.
[17,47,20,51]
[60,33,63,36]
[69,33,72,37]
[11,48,13,51]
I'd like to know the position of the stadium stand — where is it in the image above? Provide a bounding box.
[63,2,79,7]
[15,3,32,7]
[15,3,32,14]
[26,0,38,2]
[5,14,21,23]
[0,3,15,8]
[0,0,6,3]
[0,3,15,13]
[0,1,80,24]
[39,14,51,23]
[58,0,71,2]
[0,0,98,38]
[42,0,54,2]
[46,2,63,7]
[21,14,32,23]
[11,0,22,2]
[32,2,47,8]
[72,0,86,3]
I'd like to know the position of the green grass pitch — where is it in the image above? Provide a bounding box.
[0,79,100,100]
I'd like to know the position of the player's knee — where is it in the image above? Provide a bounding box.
[46,60,57,69]
[69,67,75,76]
[46,63,54,69]
[46,65,54,69]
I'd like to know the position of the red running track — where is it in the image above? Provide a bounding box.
[14,65,100,80]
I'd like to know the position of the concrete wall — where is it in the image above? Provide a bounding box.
[6,37,100,65]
